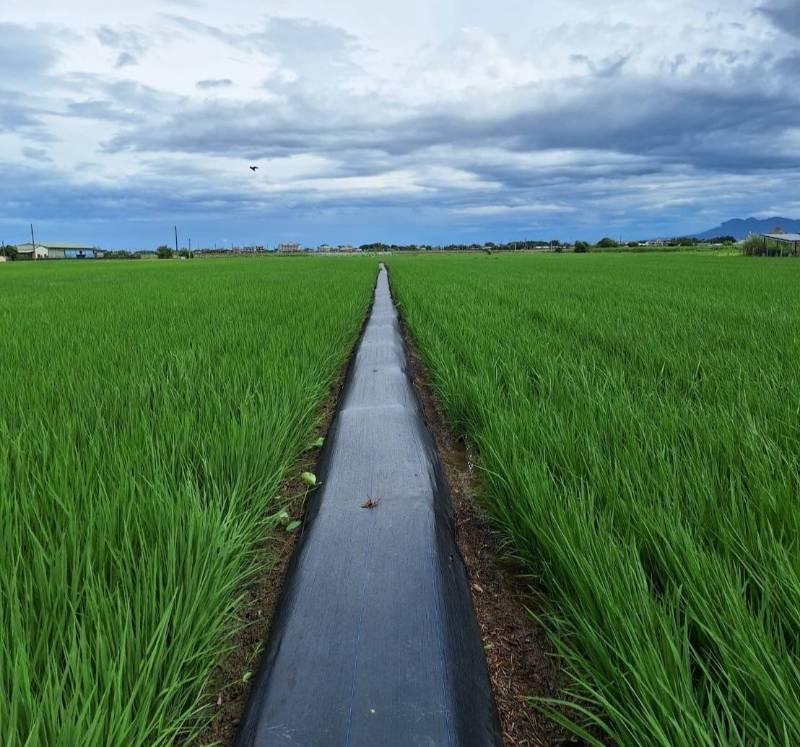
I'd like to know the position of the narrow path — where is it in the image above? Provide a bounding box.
[235,266,502,746]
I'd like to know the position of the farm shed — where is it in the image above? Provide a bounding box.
[15,244,48,260]
[760,233,800,257]
[15,242,99,259]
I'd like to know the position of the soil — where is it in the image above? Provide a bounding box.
[400,317,573,747]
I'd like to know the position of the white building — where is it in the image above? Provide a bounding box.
[15,242,98,260]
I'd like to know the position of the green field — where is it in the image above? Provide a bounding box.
[0,258,376,746]
[4,252,799,745]
[388,253,800,746]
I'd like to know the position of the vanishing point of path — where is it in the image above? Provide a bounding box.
[235,265,502,746]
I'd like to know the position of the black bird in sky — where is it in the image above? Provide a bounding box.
[249,165,259,172]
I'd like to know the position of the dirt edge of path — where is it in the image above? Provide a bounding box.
[398,315,572,747]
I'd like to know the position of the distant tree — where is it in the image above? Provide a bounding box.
[178,249,193,259]
[156,245,173,259]
[596,237,619,248]
[698,235,736,246]
[742,235,764,256]
[0,244,17,259]
[102,250,139,260]
[574,241,591,253]
[627,241,639,248]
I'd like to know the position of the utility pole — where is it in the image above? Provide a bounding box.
[31,224,36,260]
[174,226,178,255]
[188,237,191,253]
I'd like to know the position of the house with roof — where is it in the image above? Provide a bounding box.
[15,242,100,260]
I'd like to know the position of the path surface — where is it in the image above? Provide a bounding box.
[236,266,502,746]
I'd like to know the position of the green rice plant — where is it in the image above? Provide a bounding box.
[0,257,376,746]
[388,252,800,746]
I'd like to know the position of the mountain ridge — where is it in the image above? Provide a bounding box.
[693,217,800,240]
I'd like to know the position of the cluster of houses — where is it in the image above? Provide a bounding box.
[277,243,360,253]
[1,241,367,260]
[8,242,103,260]
[199,243,361,255]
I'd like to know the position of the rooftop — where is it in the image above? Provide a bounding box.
[16,242,96,250]
[761,233,800,242]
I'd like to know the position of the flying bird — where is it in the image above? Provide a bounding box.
[249,165,259,172]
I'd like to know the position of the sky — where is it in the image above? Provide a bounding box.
[1,1,799,248]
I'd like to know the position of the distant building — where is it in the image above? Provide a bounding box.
[15,242,98,260]
[14,244,46,260]
[233,245,264,255]
[195,247,231,256]
[277,243,301,254]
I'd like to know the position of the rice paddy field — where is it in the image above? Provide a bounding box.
[0,258,376,746]
[4,251,799,746]
[388,253,800,746]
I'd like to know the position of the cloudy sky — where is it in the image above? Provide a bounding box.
[1,1,799,248]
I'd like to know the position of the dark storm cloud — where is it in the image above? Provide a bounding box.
[459,155,664,192]
[4,8,800,246]
[0,136,785,249]
[492,82,800,171]
[102,60,800,180]
[757,0,800,36]
[0,161,249,223]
